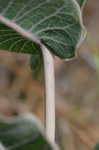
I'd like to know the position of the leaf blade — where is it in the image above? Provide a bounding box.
[0,113,57,150]
[0,0,86,59]
[76,0,87,7]
[92,143,99,150]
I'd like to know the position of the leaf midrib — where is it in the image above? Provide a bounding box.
[0,15,40,45]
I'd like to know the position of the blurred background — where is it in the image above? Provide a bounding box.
[0,0,99,149]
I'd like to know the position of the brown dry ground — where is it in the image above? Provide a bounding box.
[0,0,99,150]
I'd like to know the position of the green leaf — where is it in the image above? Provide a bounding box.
[76,0,87,7]
[92,144,99,150]
[30,54,43,79]
[0,113,57,150]
[0,0,86,59]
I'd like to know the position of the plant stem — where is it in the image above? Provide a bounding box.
[41,45,55,143]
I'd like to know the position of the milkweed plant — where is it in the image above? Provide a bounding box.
[0,0,88,149]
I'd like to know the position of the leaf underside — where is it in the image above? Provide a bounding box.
[0,0,86,59]
[0,114,56,150]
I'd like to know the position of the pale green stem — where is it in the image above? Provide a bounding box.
[41,45,55,143]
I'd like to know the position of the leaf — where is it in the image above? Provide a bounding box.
[92,143,99,150]
[0,113,58,150]
[30,54,43,79]
[76,0,87,7]
[0,0,86,59]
